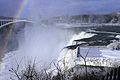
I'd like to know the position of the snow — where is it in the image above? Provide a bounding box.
[58,47,111,70]
[57,31,120,70]
[0,50,32,80]
[107,41,120,50]
[57,32,96,70]
[116,35,120,39]
[0,52,17,80]
[100,49,120,59]
[55,23,120,28]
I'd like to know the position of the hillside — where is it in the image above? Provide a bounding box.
[42,12,120,24]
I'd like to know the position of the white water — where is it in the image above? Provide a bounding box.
[67,31,96,46]
[0,23,74,79]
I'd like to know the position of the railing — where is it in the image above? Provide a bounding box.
[102,66,120,80]
[0,19,32,29]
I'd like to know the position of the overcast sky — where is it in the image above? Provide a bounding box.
[0,0,120,18]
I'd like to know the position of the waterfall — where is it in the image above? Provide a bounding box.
[0,21,74,79]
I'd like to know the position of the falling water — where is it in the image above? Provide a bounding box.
[0,20,75,79]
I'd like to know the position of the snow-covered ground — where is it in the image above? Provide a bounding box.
[101,49,120,59]
[57,32,120,70]
[57,47,120,71]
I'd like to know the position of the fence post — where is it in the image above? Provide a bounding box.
[102,66,120,80]
[113,68,117,80]
[109,70,113,80]
[117,66,120,80]
[106,73,109,80]
[101,76,104,80]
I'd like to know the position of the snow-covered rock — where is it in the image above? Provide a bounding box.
[107,41,120,50]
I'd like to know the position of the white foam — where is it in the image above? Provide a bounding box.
[67,31,96,46]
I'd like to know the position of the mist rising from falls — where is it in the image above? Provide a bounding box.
[21,24,74,63]
[0,22,75,80]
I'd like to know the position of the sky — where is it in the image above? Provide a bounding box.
[0,0,120,18]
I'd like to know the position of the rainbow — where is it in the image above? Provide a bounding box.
[0,0,30,57]
[15,0,29,19]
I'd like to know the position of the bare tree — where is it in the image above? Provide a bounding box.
[76,47,90,79]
